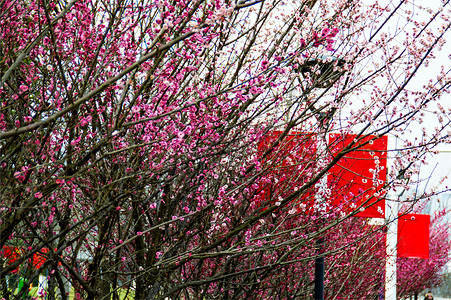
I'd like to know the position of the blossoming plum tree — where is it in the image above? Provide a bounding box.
[1,0,451,299]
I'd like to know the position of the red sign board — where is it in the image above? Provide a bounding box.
[1,246,50,272]
[256,131,317,212]
[328,134,387,218]
[2,246,21,273]
[397,214,430,259]
[32,248,49,269]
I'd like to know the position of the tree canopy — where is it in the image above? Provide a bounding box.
[1,0,451,299]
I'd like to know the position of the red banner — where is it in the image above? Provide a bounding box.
[1,246,50,272]
[32,248,49,269]
[255,131,317,212]
[397,214,430,259]
[328,134,387,218]
[2,246,21,273]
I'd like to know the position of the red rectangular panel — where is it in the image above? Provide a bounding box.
[256,131,317,213]
[397,214,430,259]
[328,134,387,218]
[1,246,21,273]
[32,248,49,269]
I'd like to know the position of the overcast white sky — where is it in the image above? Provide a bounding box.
[342,0,451,215]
